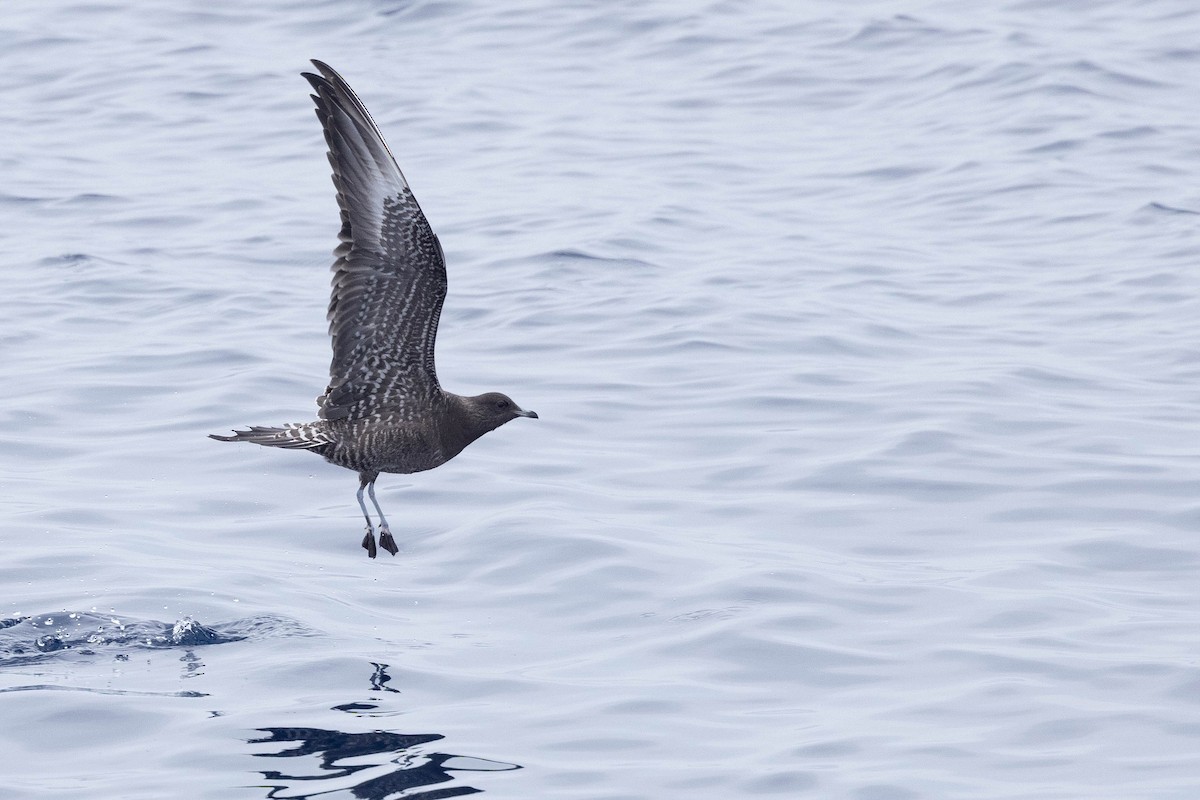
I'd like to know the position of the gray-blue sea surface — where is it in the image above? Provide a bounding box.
[2,1,1199,798]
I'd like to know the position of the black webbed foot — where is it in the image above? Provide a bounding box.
[362,530,378,558]
[379,528,398,556]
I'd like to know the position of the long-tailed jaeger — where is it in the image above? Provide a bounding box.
[211,60,537,558]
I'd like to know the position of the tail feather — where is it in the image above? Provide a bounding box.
[208,422,333,450]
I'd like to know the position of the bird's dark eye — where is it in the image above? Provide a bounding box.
[495,399,509,410]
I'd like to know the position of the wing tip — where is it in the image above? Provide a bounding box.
[303,59,350,99]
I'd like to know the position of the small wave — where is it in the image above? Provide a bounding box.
[0,611,309,668]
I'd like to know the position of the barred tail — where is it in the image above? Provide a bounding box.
[208,422,333,451]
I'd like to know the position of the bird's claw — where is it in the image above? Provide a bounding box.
[362,529,378,559]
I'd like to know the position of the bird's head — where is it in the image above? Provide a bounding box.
[466,391,538,433]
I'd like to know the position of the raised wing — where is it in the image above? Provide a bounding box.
[302,60,447,422]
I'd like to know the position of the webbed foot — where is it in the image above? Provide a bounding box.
[379,528,398,556]
[362,530,378,559]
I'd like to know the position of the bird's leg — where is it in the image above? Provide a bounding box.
[357,481,377,559]
[369,481,398,556]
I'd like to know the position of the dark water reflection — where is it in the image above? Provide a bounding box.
[250,663,520,799]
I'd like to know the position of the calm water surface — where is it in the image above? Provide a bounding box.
[2,1,1200,798]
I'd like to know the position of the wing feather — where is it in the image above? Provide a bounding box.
[302,60,446,422]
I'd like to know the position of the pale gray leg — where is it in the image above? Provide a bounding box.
[357,482,377,558]
[369,481,398,556]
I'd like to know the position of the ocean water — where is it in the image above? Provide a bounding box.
[2,0,1199,797]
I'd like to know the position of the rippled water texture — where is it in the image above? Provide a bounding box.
[3,1,1200,798]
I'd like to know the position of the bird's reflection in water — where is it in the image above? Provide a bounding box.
[250,663,520,799]
[367,661,400,694]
